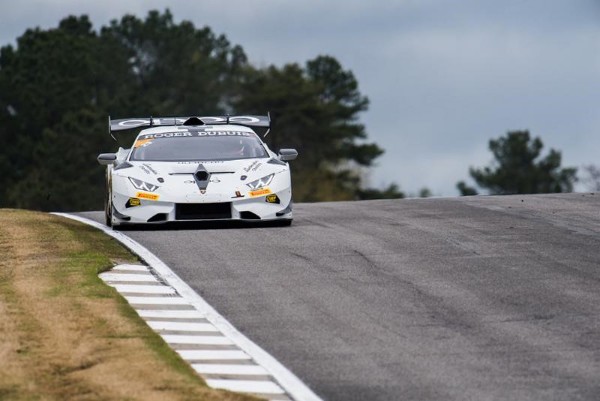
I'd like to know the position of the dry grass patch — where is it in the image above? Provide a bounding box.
[0,209,260,401]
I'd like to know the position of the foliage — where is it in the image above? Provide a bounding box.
[458,131,576,195]
[456,181,478,196]
[98,10,247,116]
[356,183,405,200]
[0,10,392,211]
[0,16,110,211]
[580,164,600,192]
[231,56,384,200]
[417,187,432,198]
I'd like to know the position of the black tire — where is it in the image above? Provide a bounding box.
[104,179,113,227]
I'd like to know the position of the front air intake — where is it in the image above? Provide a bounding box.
[175,203,232,220]
[239,211,261,220]
[194,164,210,190]
[195,171,209,181]
[147,213,168,222]
[182,117,205,126]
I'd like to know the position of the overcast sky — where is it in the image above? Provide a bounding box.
[2,0,599,196]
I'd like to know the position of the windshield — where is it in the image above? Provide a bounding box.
[129,131,268,161]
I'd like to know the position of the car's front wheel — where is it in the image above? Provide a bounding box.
[104,180,113,227]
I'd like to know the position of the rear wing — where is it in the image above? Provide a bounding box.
[108,114,271,140]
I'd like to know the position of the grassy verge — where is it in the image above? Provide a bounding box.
[0,209,259,401]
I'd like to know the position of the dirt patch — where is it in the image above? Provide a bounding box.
[0,209,259,401]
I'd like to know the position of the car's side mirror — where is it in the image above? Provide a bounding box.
[279,148,298,161]
[97,153,117,165]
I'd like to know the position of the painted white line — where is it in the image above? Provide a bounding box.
[125,296,190,305]
[100,273,158,283]
[112,264,149,272]
[109,284,176,295]
[206,379,285,394]
[148,321,218,332]
[54,213,323,401]
[161,334,233,345]
[138,310,205,319]
[177,350,252,361]
[192,364,269,375]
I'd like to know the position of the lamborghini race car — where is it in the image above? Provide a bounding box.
[97,115,297,227]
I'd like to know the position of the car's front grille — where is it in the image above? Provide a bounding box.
[175,203,232,220]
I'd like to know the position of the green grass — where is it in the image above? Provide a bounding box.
[0,209,260,401]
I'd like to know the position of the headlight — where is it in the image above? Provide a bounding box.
[129,177,159,192]
[246,174,274,190]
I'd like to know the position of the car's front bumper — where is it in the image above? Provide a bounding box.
[110,178,292,225]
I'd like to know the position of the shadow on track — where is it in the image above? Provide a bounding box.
[113,219,292,231]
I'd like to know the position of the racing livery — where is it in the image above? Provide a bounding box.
[97,115,297,227]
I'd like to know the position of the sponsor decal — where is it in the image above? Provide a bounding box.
[265,194,280,204]
[249,188,272,197]
[140,165,152,175]
[118,119,151,127]
[136,191,160,201]
[117,118,187,127]
[244,161,260,173]
[139,132,193,139]
[197,131,251,137]
[202,116,261,124]
[139,131,251,139]
[143,164,158,175]
[134,138,154,148]
[126,197,141,208]
[116,116,262,128]
[177,161,224,164]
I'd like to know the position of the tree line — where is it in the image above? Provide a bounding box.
[0,10,403,212]
[456,131,579,196]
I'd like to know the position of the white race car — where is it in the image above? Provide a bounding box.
[97,115,297,227]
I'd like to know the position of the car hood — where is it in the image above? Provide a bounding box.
[115,158,287,184]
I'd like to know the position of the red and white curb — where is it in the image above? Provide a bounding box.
[53,213,322,401]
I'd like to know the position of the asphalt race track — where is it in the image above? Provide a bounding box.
[79,193,600,401]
